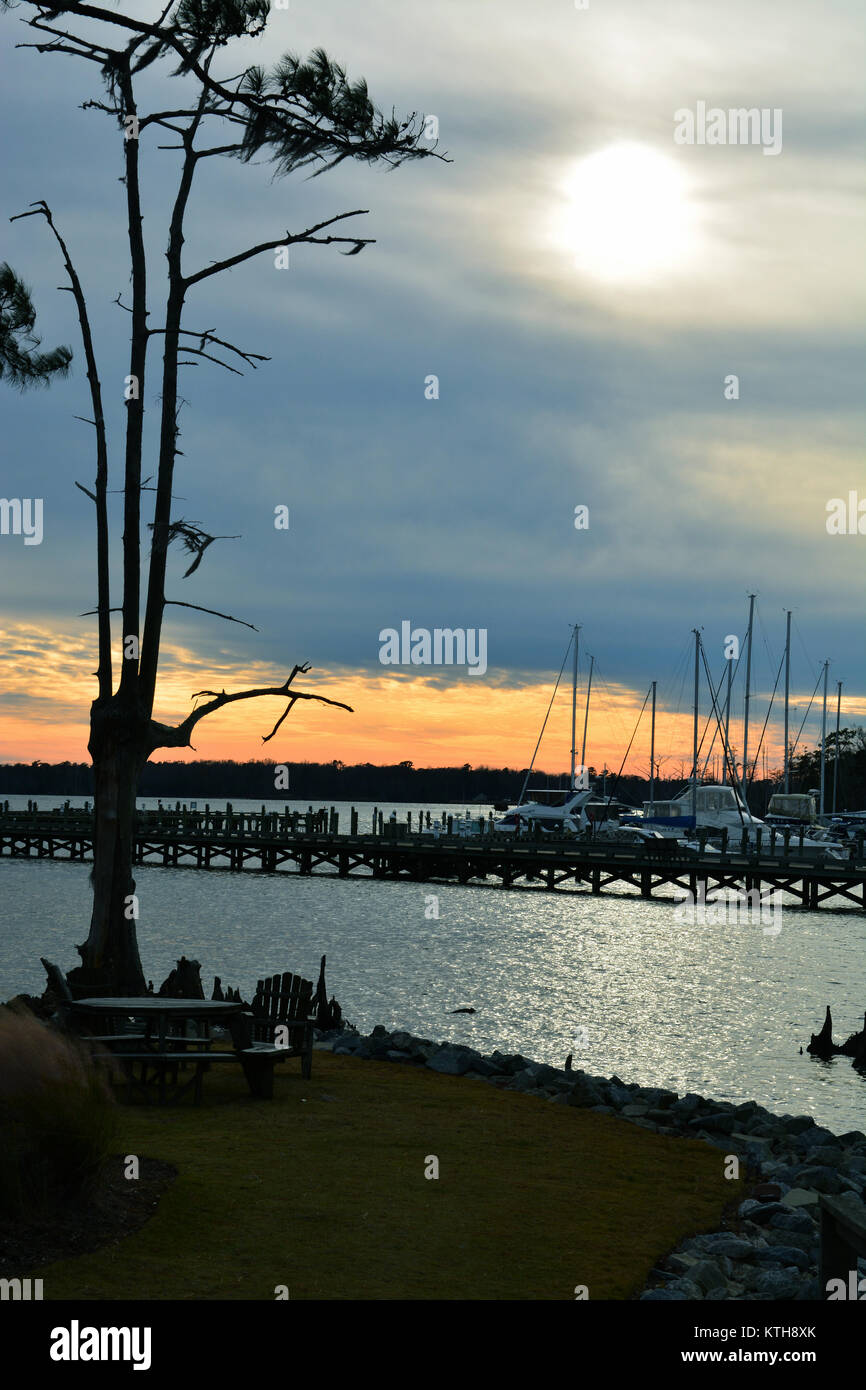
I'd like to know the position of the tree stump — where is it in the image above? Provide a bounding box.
[806,1006,837,1059]
[157,956,204,998]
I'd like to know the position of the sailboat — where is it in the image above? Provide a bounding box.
[632,626,845,859]
[495,623,594,836]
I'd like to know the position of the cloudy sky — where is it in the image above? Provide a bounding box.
[1,0,863,779]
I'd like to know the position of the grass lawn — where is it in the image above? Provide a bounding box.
[37,1054,741,1300]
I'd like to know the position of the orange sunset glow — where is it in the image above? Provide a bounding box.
[3,621,857,777]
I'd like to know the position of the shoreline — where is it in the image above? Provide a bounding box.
[314,1023,866,1301]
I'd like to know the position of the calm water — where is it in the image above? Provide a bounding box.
[1,797,864,1134]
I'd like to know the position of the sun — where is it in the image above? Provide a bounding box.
[553,143,699,283]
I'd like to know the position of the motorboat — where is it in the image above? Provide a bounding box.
[495,787,593,836]
[630,783,846,860]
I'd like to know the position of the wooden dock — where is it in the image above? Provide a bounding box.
[1,808,864,910]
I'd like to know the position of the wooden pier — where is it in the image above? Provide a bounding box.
[1,807,864,910]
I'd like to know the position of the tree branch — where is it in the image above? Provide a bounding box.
[149,664,353,753]
[184,209,372,287]
[176,345,243,374]
[163,600,258,631]
[148,326,270,368]
[11,201,113,700]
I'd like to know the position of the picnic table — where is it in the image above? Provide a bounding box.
[72,984,308,1103]
[72,996,245,1104]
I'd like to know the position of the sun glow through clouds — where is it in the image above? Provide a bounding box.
[555,144,699,283]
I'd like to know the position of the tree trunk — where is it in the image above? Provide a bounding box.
[67,700,148,997]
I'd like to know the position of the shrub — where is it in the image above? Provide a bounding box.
[0,1005,118,1219]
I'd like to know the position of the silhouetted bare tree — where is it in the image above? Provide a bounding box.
[1,0,444,993]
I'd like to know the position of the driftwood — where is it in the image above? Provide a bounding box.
[158,956,204,999]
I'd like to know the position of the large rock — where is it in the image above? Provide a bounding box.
[670,1093,706,1120]
[828,1189,866,1220]
[426,1044,480,1075]
[749,1267,803,1299]
[804,1144,846,1167]
[734,1100,760,1119]
[641,1088,677,1109]
[769,1209,817,1234]
[664,1277,704,1299]
[606,1083,634,1108]
[471,1056,507,1077]
[488,1051,535,1075]
[689,1259,726,1293]
[782,1115,818,1135]
[790,1165,846,1194]
[526,1062,563,1085]
[743,1201,790,1226]
[753,1245,812,1272]
[781,1187,820,1210]
[731,1130,772,1152]
[689,1112,735,1134]
[700,1234,757,1261]
[762,1228,817,1256]
[510,1068,539,1091]
[567,1074,605,1108]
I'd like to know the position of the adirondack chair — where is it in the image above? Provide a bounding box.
[228,972,315,1094]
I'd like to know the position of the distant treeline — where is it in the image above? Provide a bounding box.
[1,728,863,809]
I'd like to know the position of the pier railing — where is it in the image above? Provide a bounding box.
[0,801,863,862]
[0,801,500,840]
[2,803,864,908]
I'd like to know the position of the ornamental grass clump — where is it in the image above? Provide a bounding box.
[0,1005,118,1219]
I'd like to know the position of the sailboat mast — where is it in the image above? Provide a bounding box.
[783,609,791,793]
[580,654,594,770]
[692,629,700,828]
[819,659,829,819]
[650,680,657,808]
[742,593,756,805]
[832,679,842,814]
[570,624,580,789]
[722,652,733,785]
